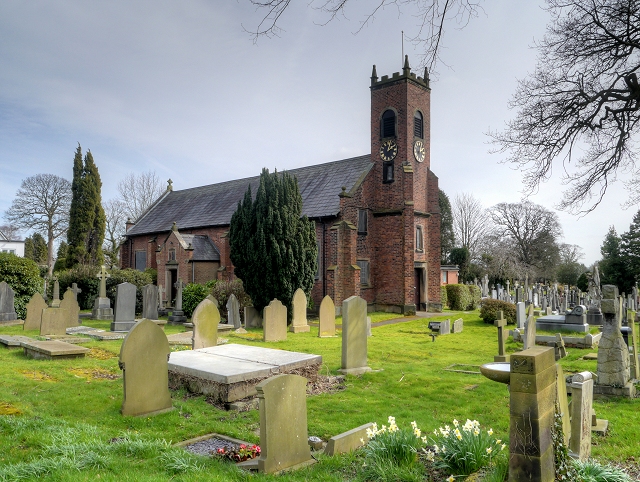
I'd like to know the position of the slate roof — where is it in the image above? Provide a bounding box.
[181,235,221,261]
[126,155,373,236]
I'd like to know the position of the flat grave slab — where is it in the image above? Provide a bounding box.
[0,335,33,349]
[66,326,104,335]
[43,335,92,344]
[168,344,322,404]
[166,331,229,346]
[86,332,127,341]
[21,340,90,360]
[0,319,24,327]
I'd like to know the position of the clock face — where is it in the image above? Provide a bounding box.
[413,140,425,163]
[379,139,398,162]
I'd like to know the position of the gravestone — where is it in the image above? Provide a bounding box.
[452,318,463,333]
[516,302,526,329]
[541,296,547,313]
[556,364,571,447]
[40,307,69,336]
[255,374,314,474]
[338,296,371,375]
[263,299,287,342]
[438,318,450,335]
[494,311,508,362]
[366,316,372,337]
[290,288,310,333]
[245,306,262,328]
[70,283,82,302]
[629,310,640,380]
[158,284,167,316]
[168,279,187,323]
[0,282,17,322]
[24,292,47,330]
[141,284,159,320]
[51,278,61,307]
[206,295,219,307]
[226,294,241,329]
[324,423,374,456]
[565,304,587,324]
[111,282,137,332]
[595,285,635,398]
[92,265,114,320]
[570,371,594,460]
[523,305,536,350]
[555,333,567,360]
[119,319,172,417]
[509,346,556,482]
[59,289,80,327]
[192,298,220,349]
[318,295,336,337]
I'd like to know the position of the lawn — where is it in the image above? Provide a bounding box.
[0,311,637,481]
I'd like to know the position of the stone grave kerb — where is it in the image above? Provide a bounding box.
[119,318,172,417]
[192,298,220,349]
[494,311,509,362]
[255,374,314,474]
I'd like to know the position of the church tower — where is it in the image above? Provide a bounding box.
[367,56,441,313]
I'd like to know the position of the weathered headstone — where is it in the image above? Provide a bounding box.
[570,372,594,460]
[556,364,571,447]
[324,423,373,456]
[226,294,241,329]
[595,285,635,398]
[40,307,69,336]
[59,289,80,327]
[438,318,450,335]
[629,309,640,380]
[168,279,187,323]
[555,333,567,360]
[111,282,137,332]
[318,295,336,337]
[338,296,371,375]
[290,288,310,333]
[516,302,526,330]
[192,298,220,349]
[245,306,262,328]
[509,346,556,482]
[141,284,159,320]
[263,299,287,342]
[51,278,61,308]
[0,281,17,322]
[158,284,167,315]
[206,294,219,307]
[452,318,463,333]
[494,311,508,362]
[523,305,536,350]
[24,292,47,330]
[119,318,172,417]
[255,374,314,474]
[92,265,113,320]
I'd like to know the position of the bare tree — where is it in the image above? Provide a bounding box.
[489,201,562,279]
[4,174,72,276]
[491,0,640,213]
[103,198,127,268]
[452,192,491,259]
[117,171,165,222]
[244,0,484,75]
[0,224,21,240]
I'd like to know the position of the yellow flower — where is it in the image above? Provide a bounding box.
[501,444,507,451]
[488,428,494,436]
[360,438,364,444]
[411,421,418,429]
[486,447,493,454]
[453,419,459,427]
[414,428,421,438]
[473,429,480,436]
[447,476,455,482]
[496,439,501,444]
[421,435,428,444]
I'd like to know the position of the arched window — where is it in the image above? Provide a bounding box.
[414,111,424,138]
[381,109,396,138]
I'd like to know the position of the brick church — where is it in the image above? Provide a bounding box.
[121,57,441,314]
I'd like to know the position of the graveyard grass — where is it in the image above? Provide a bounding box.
[0,311,638,481]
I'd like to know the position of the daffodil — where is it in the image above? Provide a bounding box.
[447,475,455,482]
[487,428,493,436]
[486,447,493,454]
[501,444,507,451]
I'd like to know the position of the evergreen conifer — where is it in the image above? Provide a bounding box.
[229,168,317,315]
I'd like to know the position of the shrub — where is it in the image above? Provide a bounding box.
[479,299,516,325]
[107,269,153,315]
[210,279,251,322]
[144,268,157,285]
[440,286,448,308]
[426,419,505,477]
[467,285,481,310]
[445,284,472,311]
[182,283,210,318]
[56,265,100,310]
[0,253,42,319]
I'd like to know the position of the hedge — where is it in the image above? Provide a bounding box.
[445,284,472,311]
[468,285,481,310]
[211,279,251,322]
[479,298,517,325]
[0,253,42,319]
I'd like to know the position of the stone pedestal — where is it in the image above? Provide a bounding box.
[168,310,187,323]
[509,346,556,482]
[92,297,114,321]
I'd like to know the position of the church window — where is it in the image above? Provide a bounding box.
[357,259,370,286]
[414,111,424,138]
[358,210,368,235]
[168,248,176,261]
[416,225,424,251]
[135,250,147,271]
[383,161,394,183]
[315,239,322,280]
[381,109,396,138]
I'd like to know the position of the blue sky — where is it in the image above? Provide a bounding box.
[0,1,635,264]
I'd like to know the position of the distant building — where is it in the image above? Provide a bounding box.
[0,230,24,257]
[121,57,442,314]
[440,265,460,286]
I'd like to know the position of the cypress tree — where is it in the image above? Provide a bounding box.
[438,189,454,263]
[67,145,106,267]
[229,169,317,315]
